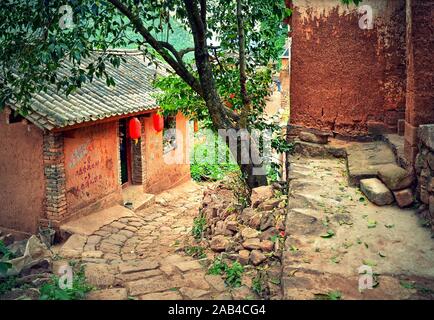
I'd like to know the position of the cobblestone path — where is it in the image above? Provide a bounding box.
[58,181,232,300]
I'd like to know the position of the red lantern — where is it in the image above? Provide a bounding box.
[129,117,141,144]
[152,113,164,133]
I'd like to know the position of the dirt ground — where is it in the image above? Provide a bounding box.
[282,156,434,300]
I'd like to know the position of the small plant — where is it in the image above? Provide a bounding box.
[208,256,227,275]
[0,276,17,295]
[192,215,207,240]
[0,240,14,276]
[39,266,93,300]
[315,290,342,300]
[185,246,207,259]
[225,261,243,288]
[252,275,265,295]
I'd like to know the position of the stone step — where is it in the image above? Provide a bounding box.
[60,205,135,237]
[122,185,155,212]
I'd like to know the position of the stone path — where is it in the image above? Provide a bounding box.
[282,156,434,300]
[58,181,231,300]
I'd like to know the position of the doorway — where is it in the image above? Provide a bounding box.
[119,119,130,185]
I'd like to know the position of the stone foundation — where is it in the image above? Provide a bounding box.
[415,125,434,225]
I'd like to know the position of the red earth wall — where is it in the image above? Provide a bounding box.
[289,0,407,137]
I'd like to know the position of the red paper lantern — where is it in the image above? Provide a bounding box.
[152,113,164,133]
[129,117,141,144]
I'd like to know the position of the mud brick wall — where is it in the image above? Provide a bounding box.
[289,0,406,137]
[415,125,434,225]
[404,0,434,163]
[0,109,45,235]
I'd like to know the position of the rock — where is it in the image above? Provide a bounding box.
[118,260,159,274]
[84,264,117,288]
[214,221,226,235]
[258,199,280,211]
[250,250,267,266]
[260,227,279,241]
[183,272,211,290]
[251,186,274,207]
[241,227,260,239]
[86,288,128,300]
[210,235,229,252]
[231,286,254,300]
[214,292,233,300]
[247,213,262,229]
[179,287,210,299]
[299,131,329,145]
[205,275,227,292]
[260,213,276,231]
[237,250,250,265]
[240,208,255,224]
[430,196,434,216]
[117,269,162,282]
[419,125,434,151]
[59,234,87,258]
[140,291,183,300]
[175,260,202,272]
[99,242,121,254]
[242,238,261,250]
[393,189,414,208]
[226,221,239,232]
[378,164,414,191]
[260,240,274,252]
[360,178,394,206]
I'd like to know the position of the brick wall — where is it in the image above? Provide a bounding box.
[289,0,407,137]
[43,132,68,223]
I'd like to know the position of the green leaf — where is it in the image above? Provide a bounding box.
[320,230,335,238]
[362,259,377,267]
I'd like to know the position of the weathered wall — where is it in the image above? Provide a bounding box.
[415,125,434,230]
[0,109,45,234]
[142,113,191,194]
[63,122,122,218]
[290,0,406,136]
[404,0,434,163]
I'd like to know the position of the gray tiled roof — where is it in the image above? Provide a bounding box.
[20,50,168,130]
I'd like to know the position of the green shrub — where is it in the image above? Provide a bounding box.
[225,262,243,288]
[185,246,207,259]
[39,267,93,300]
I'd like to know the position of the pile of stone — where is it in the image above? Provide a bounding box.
[360,164,415,208]
[198,181,287,295]
[415,125,434,228]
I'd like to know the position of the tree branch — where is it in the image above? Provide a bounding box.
[107,0,203,96]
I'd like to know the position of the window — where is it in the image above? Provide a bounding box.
[163,116,177,154]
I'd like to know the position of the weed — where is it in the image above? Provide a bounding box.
[185,246,207,259]
[314,290,342,300]
[225,262,243,288]
[39,266,93,300]
[0,276,17,295]
[192,215,207,240]
[208,256,226,275]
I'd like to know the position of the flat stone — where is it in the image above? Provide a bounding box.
[117,269,162,282]
[84,264,117,288]
[247,213,262,229]
[110,221,127,230]
[346,142,396,186]
[126,276,174,296]
[86,235,102,245]
[175,260,202,272]
[59,234,87,258]
[140,291,182,300]
[241,227,260,240]
[238,250,250,265]
[179,287,209,299]
[258,199,281,211]
[299,131,329,145]
[118,229,135,238]
[250,250,267,266]
[210,235,229,252]
[360,178,394,206]
[86,288,128,300]
[231,286,253,300]
[119,260,159,274]
[242,238,261,250]
[82,250,104,259]
[393,189,414,208]
[205,275,226,292]
[183,272,210,290]
[99,242,121,254]
[378,164,414,191]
